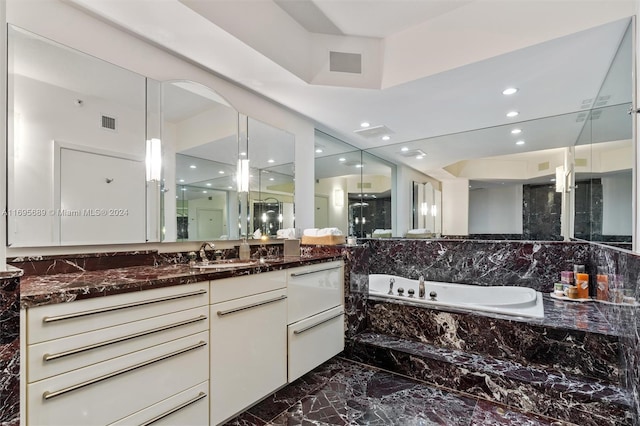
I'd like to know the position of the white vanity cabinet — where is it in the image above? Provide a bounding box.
[209,270,288,426]
[24,283,210,426]
[286,261,345,381]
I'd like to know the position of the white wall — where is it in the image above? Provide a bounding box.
[441,178,469,236]
[469,185,523,234]
[395,165,440,236]
[602,173,633,236]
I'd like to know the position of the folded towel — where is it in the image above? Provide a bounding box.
[276,228,300,239]
[316,227,342,236]
[407,228,429,234]
[303,228,319,237]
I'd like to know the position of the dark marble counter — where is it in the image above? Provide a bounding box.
[20,254,342,309]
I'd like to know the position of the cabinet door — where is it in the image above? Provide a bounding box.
[287,260,344,324]
[288,306,345,382]
[210,288,287,425]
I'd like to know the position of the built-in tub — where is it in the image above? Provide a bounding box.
[369,274,544,319]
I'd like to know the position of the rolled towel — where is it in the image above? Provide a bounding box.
[407,228,429,234]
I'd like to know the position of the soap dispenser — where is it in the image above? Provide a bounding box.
[239,239,251,260]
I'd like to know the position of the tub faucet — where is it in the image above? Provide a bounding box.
[199,242,216,263]
[419,276,426,298]
[388,278,395,295]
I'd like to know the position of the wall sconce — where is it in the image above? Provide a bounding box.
[555,166,565,193]
[431,205,438,217]
[420,202,428,216]
[237,159,250,192]
[334,189,344,207]
[145,138,162,181]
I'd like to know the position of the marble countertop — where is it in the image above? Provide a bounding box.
[0,265,24,280]
[20,254,341,309]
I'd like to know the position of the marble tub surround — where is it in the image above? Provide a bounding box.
[19,252,342,309]
[366,239,590,294]
[347,332,631,425]
[0,274,21,425]
[366,298,620,384]
[224,357,566,426]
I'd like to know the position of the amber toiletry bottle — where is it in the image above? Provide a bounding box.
[596,268,609,301]
[573,265,587,299]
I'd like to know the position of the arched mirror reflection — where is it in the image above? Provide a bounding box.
[160,80,239,242]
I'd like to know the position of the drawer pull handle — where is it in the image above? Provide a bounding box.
[217,295,287,317]
[293,311,344,335]
[43,315,208,362]
[42,289,207,323]
[139,391,207,426]
[42,341,207,401]
[290,265,341,278]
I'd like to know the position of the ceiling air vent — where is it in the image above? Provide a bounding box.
[101,115,117,131]
[329,51,362,74]
[538,161,550,171]
[354,125,393,138]
[576,158,588,167]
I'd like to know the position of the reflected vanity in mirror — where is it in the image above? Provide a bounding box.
[160,80,239,242]
[8,25,148,247]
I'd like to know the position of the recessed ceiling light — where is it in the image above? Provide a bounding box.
[181,188,187,191]
[381,135,390,141]
[502,87,518,95]
[267,159,274,163]
[360,122,370,128]
[401,147,409,152]
[206,183,212,186]
[355,164,363,168]
[506,111,519,118]
[511,128,522,134]
[339,158,346,162]
[269,178,274,181]
[416,155,424,160]
[190,165,197,169]
[202,191,207,194]
[315,148,323,153]
[550,178,556,182]
[179,179,185,183]
[218,170,224,174]
[249,174,254,178]
[240,152,247,156]
[516,140,525,145]
[228,186,233,189]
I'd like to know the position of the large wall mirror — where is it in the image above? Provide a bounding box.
[160,80,239,242]
[365,18,633,246]
[7,25,148,247]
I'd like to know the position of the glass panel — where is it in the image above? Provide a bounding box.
[161,80,239,242]
[247,118,295,239]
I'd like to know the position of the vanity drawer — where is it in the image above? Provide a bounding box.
[287,260,344,324]
[27,282,209,344]
[28,305,209,383]
[108,381,209,426]
[27,331,209,426]
[288,305,344,382]
[209,269,286,304]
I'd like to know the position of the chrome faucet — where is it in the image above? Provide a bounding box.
[388,278,395,295]
[419,276,426,298]
[199,242,216,263]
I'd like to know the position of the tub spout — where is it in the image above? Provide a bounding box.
[388,278,395,295]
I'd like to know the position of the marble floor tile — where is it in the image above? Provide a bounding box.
[224,358,563,426]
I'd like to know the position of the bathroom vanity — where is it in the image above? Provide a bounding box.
[19,256,345,426]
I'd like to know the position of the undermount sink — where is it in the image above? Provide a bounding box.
[191,261,258,270]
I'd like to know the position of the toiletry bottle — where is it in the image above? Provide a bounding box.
[596,267,609,301]
[573,265,588,299]
[239,239,250,260]
[418,276,425,298]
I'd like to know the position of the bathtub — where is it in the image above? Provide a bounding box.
[369,274,544,319]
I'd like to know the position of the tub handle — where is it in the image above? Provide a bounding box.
[388,278,395,295]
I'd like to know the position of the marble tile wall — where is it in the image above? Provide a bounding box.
[0,269,22,426]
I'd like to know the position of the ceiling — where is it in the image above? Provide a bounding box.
[69,0,635,179]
